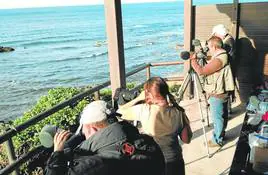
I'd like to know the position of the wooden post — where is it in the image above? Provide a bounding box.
[104,0,126,97]
[184,0,193,52]
[184,0,193,75]
[183,0,194,99]
[5,138,19,175]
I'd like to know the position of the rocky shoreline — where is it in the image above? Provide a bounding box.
[0,46,15,52]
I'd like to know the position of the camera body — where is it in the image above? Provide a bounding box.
[114,88,139,106]
[180,39,209,63]
[192,39,209,63]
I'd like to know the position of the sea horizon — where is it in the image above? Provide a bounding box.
[0,1,184,121]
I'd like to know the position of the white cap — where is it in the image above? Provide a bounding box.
[75,100,111,134]
[212,24,228,36]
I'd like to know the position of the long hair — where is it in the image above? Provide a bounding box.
[144,77,168,105]
[144,77,185,111]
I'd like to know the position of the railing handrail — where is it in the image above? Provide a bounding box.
[0,61,184,144]
[0,80,110,144]
[0,63,154,144]
[0,61,184,175]
[0,146,44,175]
[151,61,184,67]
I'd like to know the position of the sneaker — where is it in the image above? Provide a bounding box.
[207,140,222,148]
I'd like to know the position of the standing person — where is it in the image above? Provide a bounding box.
[212,24,236,111]
[212,24,235,64]
[45,100,165,175]
[190,36,235,147]
[118,77,193,175]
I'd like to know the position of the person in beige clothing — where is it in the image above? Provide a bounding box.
[190,36,234,147]
[118,77,192,175]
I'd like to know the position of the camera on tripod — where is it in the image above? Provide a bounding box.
[180,39,209,66]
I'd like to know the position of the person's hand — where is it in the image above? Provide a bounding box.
[190,52,197,60]
[53,130,71,152]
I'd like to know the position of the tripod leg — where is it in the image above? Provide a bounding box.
[176,72,191,103]
[193,73,210,127]
[193,73,211,158]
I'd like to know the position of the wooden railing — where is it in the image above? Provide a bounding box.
[0,60,184,175]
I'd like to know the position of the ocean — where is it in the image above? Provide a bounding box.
[0,1,184,121]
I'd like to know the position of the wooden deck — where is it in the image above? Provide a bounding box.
[179,98,246,175]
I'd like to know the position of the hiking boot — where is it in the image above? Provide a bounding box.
[207,140,222,148]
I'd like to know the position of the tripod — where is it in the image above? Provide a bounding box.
[176,61,211,158]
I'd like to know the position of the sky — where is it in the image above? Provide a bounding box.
[0,0,266,9]
[0,0,180,9]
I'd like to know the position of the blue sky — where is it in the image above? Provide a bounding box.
[0,0,267,9]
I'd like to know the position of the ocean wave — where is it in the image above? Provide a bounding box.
[0,103,30,109]
[52,46,78,50]
[1,39,31,45]
[124,40,156,51]
[1,87,51,99]
[37,34,80,40]
[45,51,108,63]
[86,51,108,58]
[124,41,155,51]
[0,33,91,46]
[21,38,92,47]
[133,24,147,28]
[125,44,142,50]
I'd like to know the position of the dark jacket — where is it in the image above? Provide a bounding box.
[45,121,165,175]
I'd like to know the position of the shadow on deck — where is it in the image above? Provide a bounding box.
[179,98,246,175]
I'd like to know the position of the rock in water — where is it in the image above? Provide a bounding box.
[0,46,15,52]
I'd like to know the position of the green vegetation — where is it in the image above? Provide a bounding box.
[0,86,112,174]
[169,84,181,94]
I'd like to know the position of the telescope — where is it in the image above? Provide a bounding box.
[180,39,209,61]
[39,125,85,149]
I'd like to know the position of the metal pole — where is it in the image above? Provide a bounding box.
[146,66,151,80]
[193,73,211,158]
[5,138,19,175]
[232,0,239,41]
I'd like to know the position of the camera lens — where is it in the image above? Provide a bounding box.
[39,125,58,148]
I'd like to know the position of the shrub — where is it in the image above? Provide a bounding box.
[0,87,96,174]
[0,83,140,174]
[12,87,92,150]
[169,84,181,94]
[0,122,10,170]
